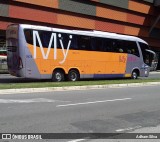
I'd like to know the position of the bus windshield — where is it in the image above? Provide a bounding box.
[139,42,158,70]
[145,49,158,71]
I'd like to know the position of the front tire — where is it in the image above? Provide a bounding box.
[68,70,80,81]
[52,70,64,82]
[131,71,138,79]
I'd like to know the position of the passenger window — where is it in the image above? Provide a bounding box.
[126,41,139,57]
[41,31,53,48]
[69,35,77,50]
[24,29,33,45]
[58,33,74,49]
[103,38,114,52]
[77,36,91,50]
[96,38,103,51]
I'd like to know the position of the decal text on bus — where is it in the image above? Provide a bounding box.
[33,31,72,64]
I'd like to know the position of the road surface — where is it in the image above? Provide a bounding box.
[0,85,160,141]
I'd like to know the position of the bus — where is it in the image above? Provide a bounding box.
[6,24,152,81]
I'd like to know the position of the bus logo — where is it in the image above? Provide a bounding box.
[33,31,72,64]
[119,55,127,63]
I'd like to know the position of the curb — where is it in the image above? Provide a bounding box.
[0,82,160,94]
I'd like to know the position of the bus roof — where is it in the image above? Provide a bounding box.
[19,24,148,44]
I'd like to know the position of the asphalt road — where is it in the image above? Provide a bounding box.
[0,85,160,141]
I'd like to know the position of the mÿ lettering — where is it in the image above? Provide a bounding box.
[33,31,72,64]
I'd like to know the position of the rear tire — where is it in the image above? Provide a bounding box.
[68,70,80,81]
[52,70,64,82]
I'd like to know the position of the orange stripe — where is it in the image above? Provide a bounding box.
[97,7,127,22]
[14,0,58,8]
[9,5,57,23]
[129,1,154,15]
[96,21,125,34]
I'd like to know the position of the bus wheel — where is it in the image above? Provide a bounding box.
[52,70,64,82]
[131,70,138,79]
[68,70,80,81]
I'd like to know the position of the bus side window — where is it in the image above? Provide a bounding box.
[90,37,96,51]
[70,35,78,50]
[77,35,91,51]
[24,29,33,45]
[112,40,120,53]
[96,38,103,51]
[103,38,114,52]
[126,41,139,57]
[41,31,52,48]
[57,33,69,49]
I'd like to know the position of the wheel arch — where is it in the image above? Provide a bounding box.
[52,67,67,75]
[68,68,80,75]
[68,68,80,81]
[131,68,140,77]
[51,67,66,81]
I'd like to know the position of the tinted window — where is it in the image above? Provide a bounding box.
[24,29,140,56]
[24,29,33,45]
[113,40,140,56]
[77,35,91,50]
[58,33,76,49]
[91,37,116,52]
[139,42,150,64]
[139,42,149,55]
[124,41,139,57]
[95,38,103,51]
[103,38,114,52]
[24,29,55,48]
[41,31,53,48]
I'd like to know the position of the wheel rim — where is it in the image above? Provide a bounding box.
[70,72,77,81]
[132,72,137,79]
[55,72,62,82]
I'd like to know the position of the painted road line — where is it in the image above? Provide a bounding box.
[116,125,142,132]
[0,98,70,104]
[56,98,132,107]
[68,139,86,142]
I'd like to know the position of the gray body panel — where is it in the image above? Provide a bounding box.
[125,42,149,77]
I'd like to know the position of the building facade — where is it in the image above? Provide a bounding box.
[0,0,160,68]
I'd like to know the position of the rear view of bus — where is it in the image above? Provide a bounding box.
[6,24,23,77]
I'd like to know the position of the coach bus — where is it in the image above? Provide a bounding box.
[6,24,152,81]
